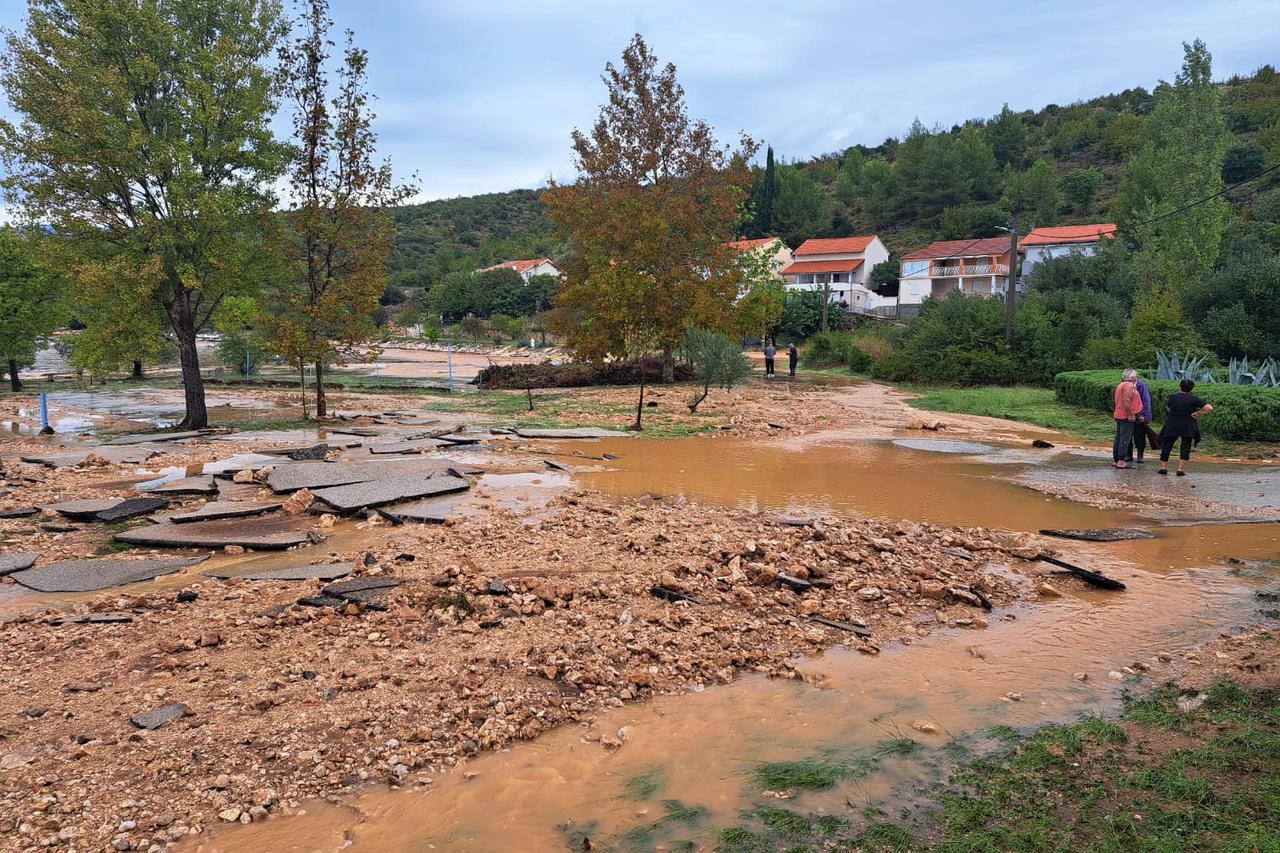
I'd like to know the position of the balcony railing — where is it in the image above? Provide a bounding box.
[930,263,1009,277]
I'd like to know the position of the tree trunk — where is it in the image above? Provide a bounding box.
[661,345,675,383]
[688,384,709,413]
[174,321,208,429]
[132,360,144,379]
[7,359,21,392]
[299,361,308,420]
[314,361,327,419]
[632,379,645,431]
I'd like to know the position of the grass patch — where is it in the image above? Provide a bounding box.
[623,766,665,800]
[620,800,709,849]
[752,759,851,791]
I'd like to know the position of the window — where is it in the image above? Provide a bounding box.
[800,274,815,284]
[909,285,920,296]
[831,273,849,284]
[902,260,929,279]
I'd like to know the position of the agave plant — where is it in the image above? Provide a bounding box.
[1155,349,1212,383]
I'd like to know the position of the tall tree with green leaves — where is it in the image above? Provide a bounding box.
[0,0,289,427]
[0,228,62,390]
[544,34,757,399]
[753,146,779,237]
[988,104,1027,167]
[271,0,415,418]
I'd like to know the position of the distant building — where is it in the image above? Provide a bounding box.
[899,237,1013,306]
[1019,223,1117,272]
[725,236,793,279]
[476,258,562,281]
[779,235,891,310]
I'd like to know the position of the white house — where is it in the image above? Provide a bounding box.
[779,235,891,310]
[898,237,1014,307]
[1019,223,1117,272]
[476,258,562,281]
[725,236,793,279]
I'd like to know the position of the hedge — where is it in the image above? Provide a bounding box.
[1053,370,1280,441]
[475,356,692,389]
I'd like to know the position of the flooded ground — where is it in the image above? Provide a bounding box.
[188,429,1280,852]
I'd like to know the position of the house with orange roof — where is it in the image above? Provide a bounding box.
[725,236,793,279]
[899,237,1013,308]
[778,235,890,310]
[475,258,562,281]
[1019,223,1117,272]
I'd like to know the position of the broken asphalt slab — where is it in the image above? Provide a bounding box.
[51,613,133,626]
[0,507,40,519]
[165,501,283,524]
[202,561,352,581]
[130,703,188,730]
[387,497,458,524]
[114,517,316,550]
[265,458,465,493]
[143,474,218,495]
[9,556,208,593]
[0,552,39,577]
[95,497,170,522]
[367,438,452,454]
[1040,528,1156,542]
[106,430,205,445]
[514,427,629,439]
[312,473,469,513]
[322,576,400,603]
[42,499,122,519]
[21,446,158,468]
[200,453,281,475]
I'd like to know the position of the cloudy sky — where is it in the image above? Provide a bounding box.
[0,0,1278,201]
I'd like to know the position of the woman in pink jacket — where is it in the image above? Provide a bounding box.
[1112,368,1142,469]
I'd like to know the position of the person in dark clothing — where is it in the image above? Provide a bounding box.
[787,343,798,378]
[1158,379,1214,476]
[762,343,776,377]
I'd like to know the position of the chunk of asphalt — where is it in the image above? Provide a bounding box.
[434,433,485,445]
[0,507,39,519]
[368,438,451,454]
[41,499,122,519]
[107,430,204,445]
[311,473,469,513]
[40,523,78,533]
[96,497,170,522]
[10,556,208,593]
[130,702,188,730]
[114,517,315,550]
[203,562,352,581]
[0,553,39,577]
[514,428,629,439]
[321,576,400,604]
[809,616,872,637]
[285,444,330,460]
[201,453,279,475]
[145,475,217,495]
[1039,528,1156,543]
[52,613,133,625]
[265,459,455,493]
[386,498,457,524]
[297,595,347,608]
[166,501,283,524]
[22,446,158,468]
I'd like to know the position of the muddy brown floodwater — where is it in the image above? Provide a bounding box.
[188,432,1280,853]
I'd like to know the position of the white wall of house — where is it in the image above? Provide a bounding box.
[1022,243,1100,273]
[521,260,562,281]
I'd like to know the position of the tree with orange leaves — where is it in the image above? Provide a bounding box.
[544,34,757,424]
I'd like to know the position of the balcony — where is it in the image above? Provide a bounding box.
[932,263,1009,277]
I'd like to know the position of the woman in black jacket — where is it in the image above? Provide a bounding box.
[1158,379,1214,477]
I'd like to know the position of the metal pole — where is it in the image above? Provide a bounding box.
[447,343,454,393]
[39,392,53,435]
[1006,212,1019,350]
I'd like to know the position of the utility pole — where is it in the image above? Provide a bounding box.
[1005,212,1018,350]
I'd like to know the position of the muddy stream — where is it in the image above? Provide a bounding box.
[185,432,1279,852]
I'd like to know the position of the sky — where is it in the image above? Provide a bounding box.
[0,0,1278,203]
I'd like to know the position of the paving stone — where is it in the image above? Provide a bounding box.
[41,499,122,519]
[166,501,283,524]
[0,552,39,577]
[130,703,188,729]
[203,561,352,581]
[145,474,218,495]
[513,427,629,439]
[0,507,39,519]
[312,473,469,513]
[114,517,315,550]
[266,459,458,493]
[96,497,170,522]
[107,430,204,445]
[10,556,208,592]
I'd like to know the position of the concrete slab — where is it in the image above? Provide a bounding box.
[96,497,170,522]
[166,501,283,524]
[42,499,121,519]
[514,428,629,439]
[114,517,315,550]
[0,552,39,577]
[145,474,218,495]
[203,561,352,581]
[107,431,204,445]
[312,473,469,513]
[10,556,208,592]
[266,459,457,493]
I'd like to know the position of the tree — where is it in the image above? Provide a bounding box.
[988,104,1027,167]
[271,0,415,418]
[1124,287,1205,368]
[681,327,752,412]
[734,246,785,338]
[1004,158,1059,226]
[459,314,485,341]
[752,146,779,236]
[429,271,477,322]
[772,164,831,247]
[834,147,864,207]
[1060,168,1104,212]
[860,158,894,229]
[0,228,62,390]
[0,0,289,427]
[955,126,1001,201]
[869,257,899,292]
[543,34,757,400]
[1222,139,1266,183]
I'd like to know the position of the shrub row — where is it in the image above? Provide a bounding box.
[475,356,691,389]
[800,331,871,372]
[1053,370,1280,441]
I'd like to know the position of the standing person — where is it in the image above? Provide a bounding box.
[1112,368,1142,469]
[762,342,776,378]
[787,343,798,378]
[1132,372,1154,462]
[1158,379,1214,477]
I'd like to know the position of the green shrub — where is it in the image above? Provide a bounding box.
[874,296,1020,385]
[801,331,870,372]
[1054,370,1280,440]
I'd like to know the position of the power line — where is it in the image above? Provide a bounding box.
[1122,161,1280,231]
